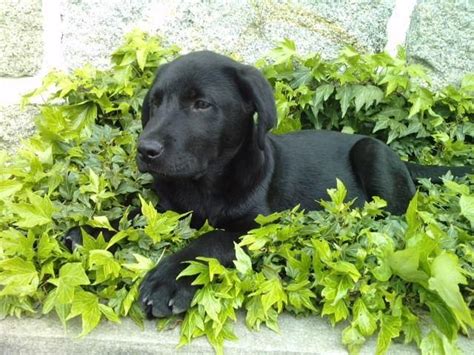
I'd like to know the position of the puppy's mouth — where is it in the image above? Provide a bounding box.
[136,156,207,179]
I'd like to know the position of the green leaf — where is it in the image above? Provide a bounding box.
[0,228,35,260]
[136,48,148,70]
[122,253,155,278]
[388,248,429,284]
[329,261,361,282]
[37,232,61,261]
[89,250,121,283]
[0,180,23,200]
[67,290,102,336]
[353,299,377,336]
[0,257,39,296]
[49,263,90,304]
[428,252,474,330]
[87,216,116,231]
[98,303,121,323]
[353,84,384,112]
[461,73,474,91]
[255,212,282,225]
[420,330,461,355]
[269,38,297,64]
[259,278,287,313]
[193,286,221,322]
[139,195,185,243]
[312,84,334,111]
[10,192,55,228]
[233,243,252,275]
[408,87,433,118]
[376,314,402,355]
[342,325,366,354]
[443,180,470,195]
[459,195,474,225]
[335,85,354,117]
[423,291,458,341]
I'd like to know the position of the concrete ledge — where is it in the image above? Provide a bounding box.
[1,313,472,354]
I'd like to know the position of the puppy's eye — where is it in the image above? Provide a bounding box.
[193,99,211,110]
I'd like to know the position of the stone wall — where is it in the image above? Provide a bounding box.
[0,0,472,151]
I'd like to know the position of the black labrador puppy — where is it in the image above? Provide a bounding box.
[132,51,471,318]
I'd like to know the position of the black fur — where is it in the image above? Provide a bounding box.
[105,51,473,318]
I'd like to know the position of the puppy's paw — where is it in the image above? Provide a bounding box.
[139,255,197,318]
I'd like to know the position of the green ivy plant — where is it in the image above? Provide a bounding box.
[0,30,473,355]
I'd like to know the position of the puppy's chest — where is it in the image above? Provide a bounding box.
[156,183,232,226]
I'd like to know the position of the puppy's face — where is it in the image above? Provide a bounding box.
[137,51,276,179]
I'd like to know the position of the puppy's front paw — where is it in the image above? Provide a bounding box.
[139,255,197,318]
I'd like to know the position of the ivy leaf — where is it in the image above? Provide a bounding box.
[0,228,35,260]
[459,195,474,225]
[88,250,121,284]
[312,83,334,114]
[376,314,402,355]
[461,73,474,92]
[122,253,155,278]
[408,87,434,118]
[10,192,55,228]
[67,103,98,131]
[269,38,297,64]
[353,84,384,112]
[286,281,317,312]
[67,290,102,336]
[259,278,287,313]
[335,85,354,117]
[87,216,116,231]
[233,243,252,275]
[136,48,148,71]
[428,252,474,331]
[423,291,458,341]
[443,180,470,195]
[388,248,429,284]
[0,257,39,296]
[139,195,186,243]
[193,286,221,322]
[353,299,377,336]
[420,330,461,355]
[48,263,90,304]
[98,303,121,324]
[0,180,23,200]
[342,325,366,354]
[37,232,62,261]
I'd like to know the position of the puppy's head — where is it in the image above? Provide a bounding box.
[137,51,276,179]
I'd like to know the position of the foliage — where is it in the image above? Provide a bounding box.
[0,30,473,354]
[258,39,474,166]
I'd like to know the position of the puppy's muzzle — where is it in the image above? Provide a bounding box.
[138,140,164,163]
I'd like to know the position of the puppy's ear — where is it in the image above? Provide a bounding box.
[141,90,151,128]
[233,65,277,150]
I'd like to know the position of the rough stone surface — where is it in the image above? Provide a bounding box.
[0,104,37,152]
[59,0,395,68]
[144,0,395,63]
[298,0,395,52]
[60,0,152,69]
[0,0,44,77]
[406,0,474,88]
[2,312,472,354]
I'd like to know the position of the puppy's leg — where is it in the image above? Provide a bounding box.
[349,138,415,215]
[140,230,240,318]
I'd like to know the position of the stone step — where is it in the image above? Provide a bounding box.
[1,313,472,354]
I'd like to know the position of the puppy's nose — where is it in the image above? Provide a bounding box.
[138,140,164,161]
